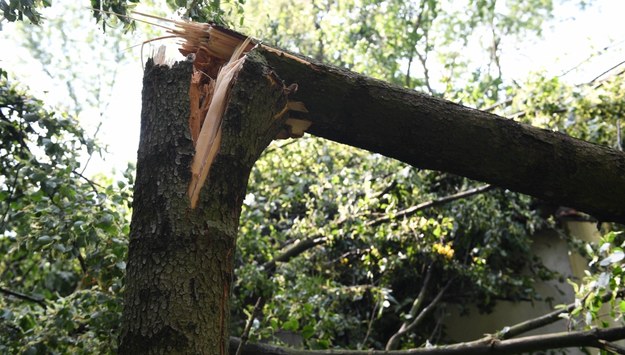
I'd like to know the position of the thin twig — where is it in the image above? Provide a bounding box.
[405,1,427,89]
[385,265,434,350]
[487,289,620,341]
[597,339,625,354]
[236,297,264,355]
[589,59,625,84]
[0,164,21,233]
[367,184,494,227]
[72,169,103,194]
[559,38,625,78]
[405,265,434,321]
[361,298,378,348]
[617,118,622,151]
[386,278,454,350]
[482,98,513,113]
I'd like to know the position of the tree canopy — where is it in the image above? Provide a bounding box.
[1,0,624,354]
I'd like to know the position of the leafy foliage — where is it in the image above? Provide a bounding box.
[227,0,583,350]
[512,74,625,149]
[0,0,49,24]
[172,0,246,25]
[564,230,625,330]
[243,0,555,99]
[90,0,139,31]
[232,137,552,349]
[0,78,131,354]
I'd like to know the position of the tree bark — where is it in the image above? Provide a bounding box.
[119,54,287,354]
[258,47,625,224]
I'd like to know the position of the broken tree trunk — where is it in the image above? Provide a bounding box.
[129,14,625,224]
[119,18,625,354]
[256,47,625,223]
[118,54,288,354]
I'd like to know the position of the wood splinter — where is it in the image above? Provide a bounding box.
[276,118,313,139]
[187,37,251,209]
[273,101,312,139]
[123,11,315,208]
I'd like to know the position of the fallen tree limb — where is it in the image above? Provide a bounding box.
[127,16,625,222]
[489,290,622,341]
[229,326,625,355]
[229,291,625,354]
[257,47,625,224]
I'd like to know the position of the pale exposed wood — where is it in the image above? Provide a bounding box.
[188,38,251,208]
[284,118,312,138]
[188,71,213,145]
[152,45,167,66]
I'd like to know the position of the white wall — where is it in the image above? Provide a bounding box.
[443,221,602,354]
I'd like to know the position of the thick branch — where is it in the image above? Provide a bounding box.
[230,326,625,355]
[258,47,625,223]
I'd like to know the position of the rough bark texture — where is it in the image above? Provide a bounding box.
[119,53,287,354]
[259,48,625,223]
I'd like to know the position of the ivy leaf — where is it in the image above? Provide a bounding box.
[301,324,315,340]
[599,250,625,267]
[282,318,299,331]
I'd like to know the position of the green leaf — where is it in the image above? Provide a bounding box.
[301,324,315,339]
[37,235,52,244]
[282,318,299,331]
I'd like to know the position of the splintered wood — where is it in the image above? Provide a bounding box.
[132,12,312,208]
[187,37,251,209]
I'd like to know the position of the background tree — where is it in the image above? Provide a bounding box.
[0,76,131,353]
[1,1,136,352]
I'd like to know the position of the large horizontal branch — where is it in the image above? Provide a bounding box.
[229,326,625,355]
[258,48,625,223]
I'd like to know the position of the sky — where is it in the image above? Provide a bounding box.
[1,0,624,178]
[503,1,625,84]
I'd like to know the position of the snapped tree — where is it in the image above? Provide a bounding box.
[117,20,625,354]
